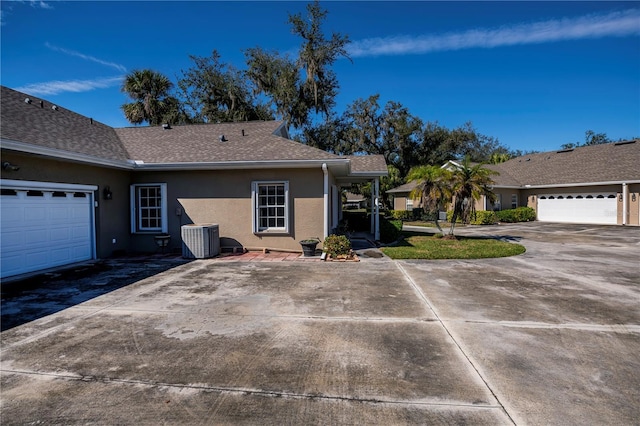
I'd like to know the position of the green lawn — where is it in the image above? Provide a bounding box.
[381,232,526,259]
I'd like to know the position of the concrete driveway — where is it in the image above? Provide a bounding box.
[1,223,639,425]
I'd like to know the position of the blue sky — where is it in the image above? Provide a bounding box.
[1,1,638,153]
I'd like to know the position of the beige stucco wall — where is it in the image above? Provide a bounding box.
[0,151,132,257]
[616,184,640,226]
[393,195,407,211]
[1,153,335,256]
[131,168,326,253]
[391,194,421,211]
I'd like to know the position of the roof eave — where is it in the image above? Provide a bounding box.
[130,158,350,171]
[1,138,134,170]
[494,180,640,189]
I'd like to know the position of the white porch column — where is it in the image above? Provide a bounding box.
[374,177,380,241]
[322,164,329,238]
[370,183,375,234]
[332,184,339,231]
[623,182,628,225]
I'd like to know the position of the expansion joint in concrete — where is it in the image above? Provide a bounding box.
[394,261,517,426]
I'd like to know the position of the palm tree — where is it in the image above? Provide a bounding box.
[448,157,498,237]
[407,165,451,234]
[121,69,176,126]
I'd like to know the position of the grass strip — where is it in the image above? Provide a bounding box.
[381,232,525,259]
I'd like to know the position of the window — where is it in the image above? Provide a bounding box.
[511,194,518,209]
[405,198,414,211]
[130,184,167,233]
[252,181,289,233]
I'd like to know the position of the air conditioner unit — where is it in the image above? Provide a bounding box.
[181,224,220,259]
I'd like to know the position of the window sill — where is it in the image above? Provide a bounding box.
[254,230,290,236]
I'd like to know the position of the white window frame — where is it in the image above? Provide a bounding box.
[511,194,518,209]
[130,183,168,233]
[405,198,414,211]
[252,181,289,234]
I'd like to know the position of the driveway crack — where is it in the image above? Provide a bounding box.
[395,261,517,425]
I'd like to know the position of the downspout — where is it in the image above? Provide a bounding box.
[322,163,329,239]
[623,182,628,225]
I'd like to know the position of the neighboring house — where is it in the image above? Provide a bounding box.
[343,192,367,210]
[387,142,640,226]
[386,181,421,212]
[0,86,387,279]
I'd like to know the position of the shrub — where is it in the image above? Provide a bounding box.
[515,206,536,222]
[389,210,414,221]
[419,210,438,221]
[380,217,402,243]
[446,210,463,223]
[496,207,536,223]
[322,234,351,257]
[470,210,498,225]
[496,209,516,223]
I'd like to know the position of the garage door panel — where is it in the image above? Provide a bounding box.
[538,194,617,225]
[50,207,70,220]
[50,227,71,242]
[1,230,24,249]
[71,245,90,258]
[71,226,90,239]
[25,229,46,245]
[25,250,51,269]
[51,248,71,263]
[1,184,94,279]
[25,206,47,221]
[2,206,23,223]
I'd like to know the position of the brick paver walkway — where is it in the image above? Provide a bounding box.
[213,251,322,262]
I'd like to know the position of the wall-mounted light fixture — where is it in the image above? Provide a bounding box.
[2,161,20,171]
[103,186,113,200]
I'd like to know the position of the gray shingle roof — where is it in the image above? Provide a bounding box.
[348,155,388,174]
[1,86,387,175]
[115,121,340,163]
[1,86,129,162]
[387,141,640,194]
[490,141,640,186]
[386,181,418,194]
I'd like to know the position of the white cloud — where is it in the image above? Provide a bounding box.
[45,42,127,73]
[15,76,124,96]
[348,9,640,57]
[30,1,53,10]
[1,1,51,25]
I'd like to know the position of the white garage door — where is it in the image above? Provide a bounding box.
[538,193,617,225]
[1,180,97,279]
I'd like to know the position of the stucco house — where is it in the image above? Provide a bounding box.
[0,86,387,279]
[387,141,640,226]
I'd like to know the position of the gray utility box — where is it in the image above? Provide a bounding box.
[181,224,220,259]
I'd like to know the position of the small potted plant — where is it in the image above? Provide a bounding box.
[299,238,320,257]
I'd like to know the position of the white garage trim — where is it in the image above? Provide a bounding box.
[1,179,98,278]
[538,193,617,225]
[0,179,98,193]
